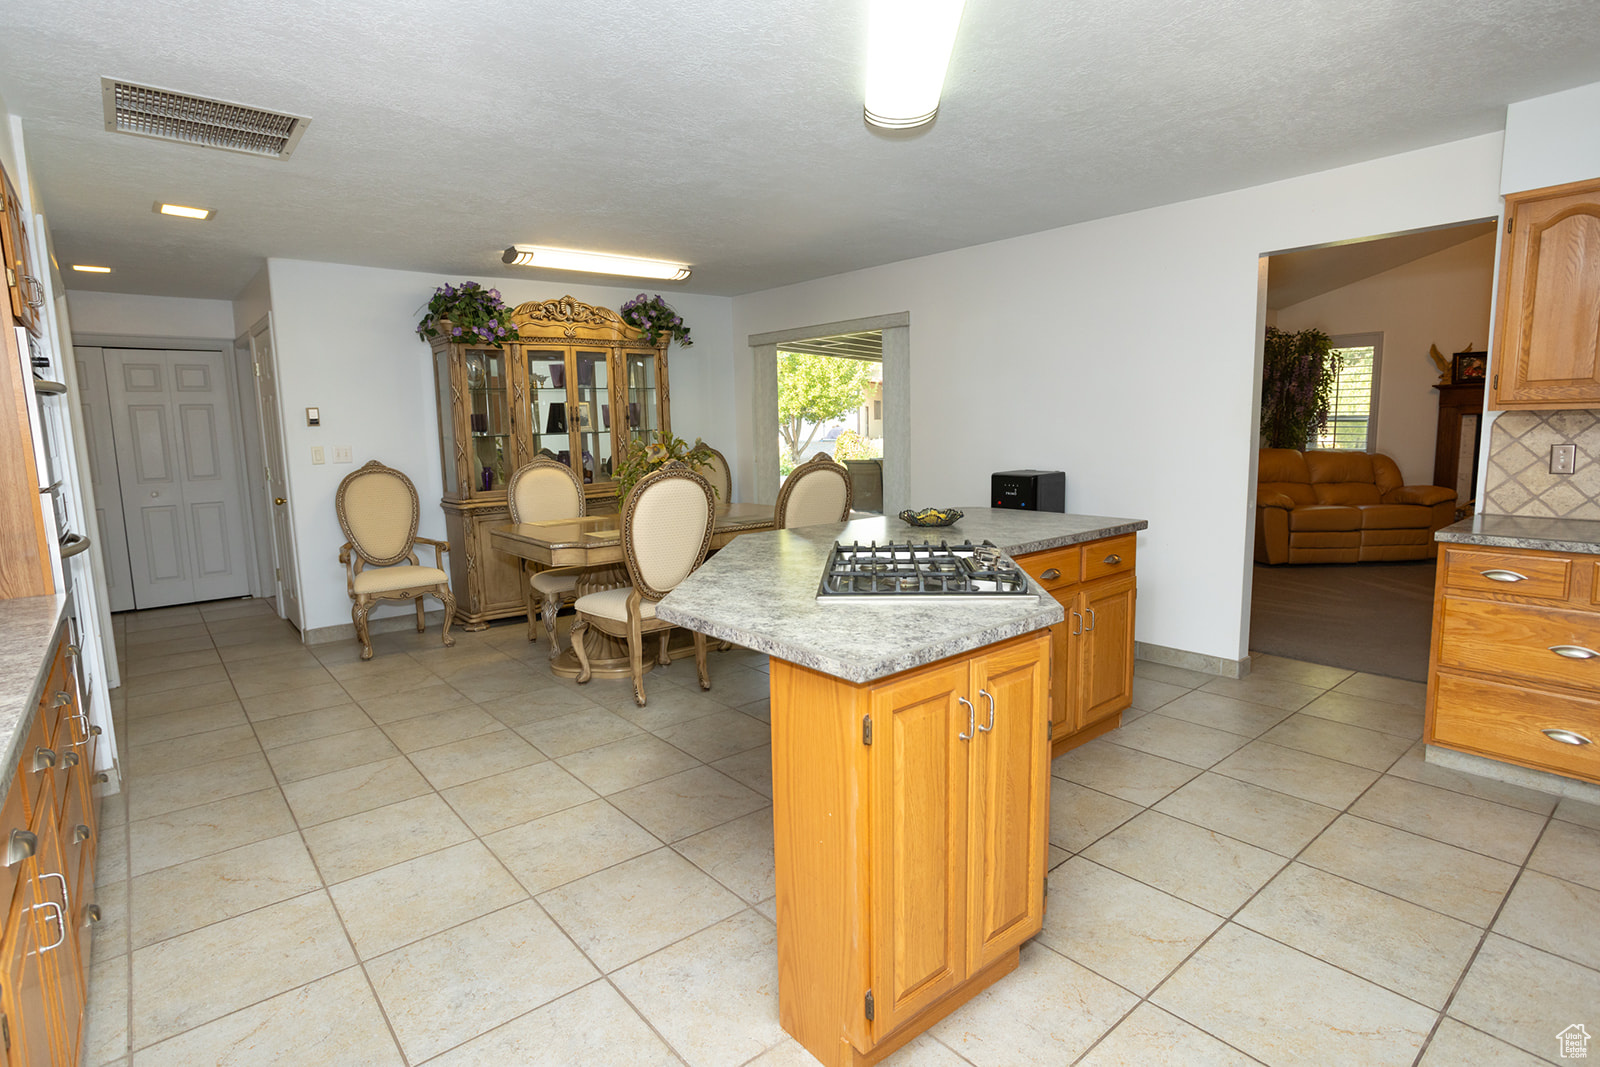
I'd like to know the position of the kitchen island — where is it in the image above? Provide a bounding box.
[657,509,1144,1067]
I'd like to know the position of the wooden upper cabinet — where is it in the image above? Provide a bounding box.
[0,167,42,337]
[1491,177,1600,409]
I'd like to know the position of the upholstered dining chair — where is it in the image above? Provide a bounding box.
[507,457,587,655]
[694,444,732,504]
[775,452,854,528]
[335,460,455,660]
[571,462,715,706]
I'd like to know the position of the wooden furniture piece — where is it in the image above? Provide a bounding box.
[1490,176,1600,410]
[775,453,854,529]
[335,460,456,661]
[0,272,51,600]
[427,296,673,629]
[1016,533,1137,755]
[0,165,43,338]
[572,463,716,706]
[1425,541,1600,784]
[1432,382,1485,515]
[769,629,1050,1066]
[506,458,587,655]
[2,618,101,1065]
[490,503,776,679]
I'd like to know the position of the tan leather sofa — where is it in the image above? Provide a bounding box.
[1255,449,1457,564]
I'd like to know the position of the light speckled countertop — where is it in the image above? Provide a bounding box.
[1436,514,1600,555]
[656,510,1145,683]
[0,595,66,799]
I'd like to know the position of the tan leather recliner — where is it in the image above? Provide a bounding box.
[1255,449,1457,565]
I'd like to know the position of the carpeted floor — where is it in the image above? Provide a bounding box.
[1248,559,1437,682]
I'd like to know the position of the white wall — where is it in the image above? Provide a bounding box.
[730,133,1508,665]
[65,290,235,341]
[1502,80,1600,194]
[264,259,735,633]
[1272,232,1497,484]
[232,266,272,338]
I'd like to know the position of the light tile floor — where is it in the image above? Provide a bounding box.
[85,599,1600,1066]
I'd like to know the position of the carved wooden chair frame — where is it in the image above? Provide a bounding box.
[335,459,456,660]
[774,451,854,529]
[506,456,588,651]
[571,461,715,706]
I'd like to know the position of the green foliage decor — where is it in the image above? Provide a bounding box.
[832,429,879,462]
[615,430,716,503]
[777,352,873,465]
[1260,326,1342,449]
[417,282,518,348]
[620,294,692,347]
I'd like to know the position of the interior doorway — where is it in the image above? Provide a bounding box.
[1247,219,1497,681]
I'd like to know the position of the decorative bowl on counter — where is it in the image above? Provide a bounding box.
[899,507,964,528]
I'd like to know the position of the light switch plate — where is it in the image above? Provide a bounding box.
[1551,444,1577,475]
[333,445,352,463]
[311,446,325,465]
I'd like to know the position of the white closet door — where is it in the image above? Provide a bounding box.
[105,349,249,608]
[74,347,136,612]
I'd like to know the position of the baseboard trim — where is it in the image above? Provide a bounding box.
[302,609,450,647]
[1426,745,1600,805]
[1134,641,1249,680]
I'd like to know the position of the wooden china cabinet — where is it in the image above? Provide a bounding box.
[428,295,672,629]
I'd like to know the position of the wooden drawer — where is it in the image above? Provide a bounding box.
[1432,672,1600,783]
[1082,535,1136,582]
[1437,597,1600,691]
[1018,546,1080,592]
[0,776,25,914]
[1442,546,1572,601]
[19,709,51,824]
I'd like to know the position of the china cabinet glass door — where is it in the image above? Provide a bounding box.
[624,352,660,446]
[464,347,511,494]
[525,347,569,465]
[574,349,613,486]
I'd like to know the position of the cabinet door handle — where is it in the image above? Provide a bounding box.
[33,900,65,952]
[1104,554,1121,565]
[22,274,44,309]
[978,688,996,733]
[1041,568,1060,580]
[7,829,37,865]
[274,497,286,506]
[1071,611,1082,636]
[1086,608,1097,632]
[957,696,975,741]
[1549,645,1599,660]
[1543,728,1593,746]
[1480,568,1528,583]
[40,871,66,909]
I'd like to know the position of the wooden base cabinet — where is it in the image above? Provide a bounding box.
[1,631,98,1065]
[1425,543,1600,784]
[1016,534,1137,755]
[770,631,1050,1067]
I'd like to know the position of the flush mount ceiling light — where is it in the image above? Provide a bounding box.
[502,245,691,281]
[864,0,965,129]
[71,265,112,273]
[154,202,214,220]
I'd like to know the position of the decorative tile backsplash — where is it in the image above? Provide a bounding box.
[1483,410,1600,519]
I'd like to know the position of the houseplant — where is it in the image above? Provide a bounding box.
[1259,326,1341,449]
[416,281,518,347]
[620,293,693,347]
[614,430,715,501]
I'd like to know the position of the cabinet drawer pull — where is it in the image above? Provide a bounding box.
[51,692,70,708]
[1104,554,1122,565]
[61,751,78,768]
[85,904,101,924]
[1041,568,1060,581]
[1481,568,1528,582]
[33,900,65,952]
[72,824,91,845]
[978,689,996,733]
[958,696,975,741]
[7,830,37,865]
[94,772,110,783]
[32,747,56,772]
[65,644,80,659]
[1549,645,1599,660]
[1543,728,1593,746]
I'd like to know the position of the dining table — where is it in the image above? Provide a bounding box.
[489,503,776,679]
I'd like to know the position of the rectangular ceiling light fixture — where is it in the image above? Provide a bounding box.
[155,202,214,220]
[71,265,112,273]
[864,0,966,129]
[103,77,311,159]
[502,245,691,281]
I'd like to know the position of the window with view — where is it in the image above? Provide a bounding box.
[1310,333,1382,451]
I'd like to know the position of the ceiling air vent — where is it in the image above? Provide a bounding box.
[101,78,311,160]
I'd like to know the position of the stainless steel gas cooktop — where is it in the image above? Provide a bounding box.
[816,539,1038,603]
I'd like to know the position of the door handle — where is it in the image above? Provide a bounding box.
[274,497,286,505]
[978,688,995,733]
[957,696,975,741]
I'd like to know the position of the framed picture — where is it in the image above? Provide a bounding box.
[577,404,593,431]
[1452,351,1487,384]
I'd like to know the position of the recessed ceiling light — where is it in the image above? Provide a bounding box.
[71,264,112,273]
[864,0,965,129]
[155,202,214,220]
[502,245,690,281]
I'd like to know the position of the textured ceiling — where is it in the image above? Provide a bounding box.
[4,0,1600,300]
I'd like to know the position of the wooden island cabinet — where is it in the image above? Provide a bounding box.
[769,630,1051,1066]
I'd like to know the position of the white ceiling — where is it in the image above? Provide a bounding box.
[4,0,1600,301]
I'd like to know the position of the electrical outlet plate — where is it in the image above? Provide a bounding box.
[1551,444,1577,475]
[311,446,325,465]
